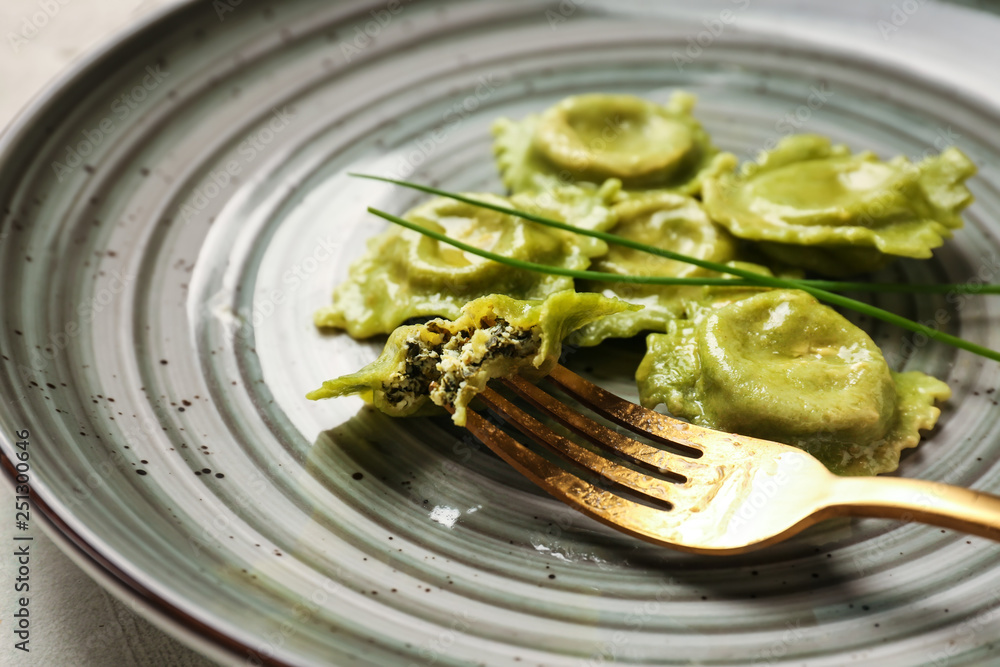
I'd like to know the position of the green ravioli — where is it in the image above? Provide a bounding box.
[636,289,950,475]
[492,92,726,195]
[702,134,976,276]
[573,192,739,346]
[309,291,637,425]
[315,183,618,338]
[309,94,967,479]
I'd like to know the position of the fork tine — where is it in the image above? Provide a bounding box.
[461,407,702,545]
[547,365,717,456]
[500,375,699,481]
[462,403,816,554]
[476,388,680,507]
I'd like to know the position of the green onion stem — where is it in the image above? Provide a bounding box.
[353,173,1000,296]
[368,205,1000,364]
[368,207,762,287]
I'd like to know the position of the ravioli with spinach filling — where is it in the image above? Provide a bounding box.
[308,291,636,426]
[702,134,976,276]
[572,192,740,346]
[316,183,618,338]
[493,92,726,195]
[636,289,950,475]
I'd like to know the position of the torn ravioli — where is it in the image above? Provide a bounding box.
[309,291,637,425]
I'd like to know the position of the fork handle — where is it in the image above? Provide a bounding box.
[824,475,1000,540]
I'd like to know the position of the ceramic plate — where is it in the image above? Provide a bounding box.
[3,0,1000,664]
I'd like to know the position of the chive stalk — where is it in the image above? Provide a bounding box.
[353,173,1000,296]
[357,174,1000,363]
[369,206,1000,363]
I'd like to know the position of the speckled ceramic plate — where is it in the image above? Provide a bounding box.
[3,0,1000,665]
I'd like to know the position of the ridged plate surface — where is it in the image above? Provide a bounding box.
[2,0,1000,664]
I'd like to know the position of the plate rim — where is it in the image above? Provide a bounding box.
[3,1,1000,665]
[0,0,297,664]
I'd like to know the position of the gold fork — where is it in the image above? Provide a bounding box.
[456,364,1000,554]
